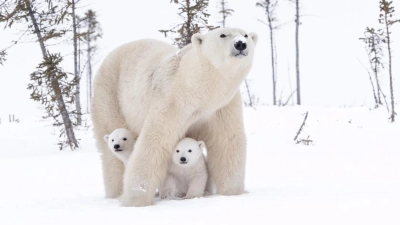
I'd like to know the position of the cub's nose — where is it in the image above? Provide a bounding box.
[114,144,120,149]
[234,40,247,51]
[180,157,186,162]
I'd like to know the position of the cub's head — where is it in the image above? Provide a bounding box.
[191,28,258,69]
[103,128,135,153]
[173,138,205,167]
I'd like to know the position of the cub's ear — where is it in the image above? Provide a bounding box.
[198,140,206,150]
[249,32,258,45]
[191,33,204,49]
[103,135,109,143]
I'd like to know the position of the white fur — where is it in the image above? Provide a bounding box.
[91,28,258,207]
[103,128,136,165]
[159,138,208,199]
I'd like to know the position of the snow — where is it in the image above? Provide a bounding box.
[0,106,399,225]
[234,35,247,43]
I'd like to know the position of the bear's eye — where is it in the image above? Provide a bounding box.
[123,138,127,141]
[176,150,179,153]
[188,149,192,153]
[112,139,114,142]
[244,34,248,38]
[220,34,226,38]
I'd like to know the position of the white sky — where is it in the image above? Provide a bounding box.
[0,0,399,120]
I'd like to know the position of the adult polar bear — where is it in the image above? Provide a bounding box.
[92,28,258,207]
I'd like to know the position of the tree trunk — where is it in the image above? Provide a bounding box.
[185,0,192,47]
[72,0,82,125]
[222,0,226,28]
[295,0,301,105]
[87,29,92,113]
[25,0,78,149]
[86,13,93,113]
[372,43,382,105]
[384,13,395,122]
[244,79,253,107]
[266,2,277,106]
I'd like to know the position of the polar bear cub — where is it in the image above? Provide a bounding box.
[159,138,208,199]
[103,128,136,165]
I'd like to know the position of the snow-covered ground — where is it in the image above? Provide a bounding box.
[0,106,399,225]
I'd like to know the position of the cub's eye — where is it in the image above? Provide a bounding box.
[220,34,226,38]
[176,150,179,153]
[123,138,127,141]
[244,34,248,38]
[112,139,114,142]
[188,149,192,153]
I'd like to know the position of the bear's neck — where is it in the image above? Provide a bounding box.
[177,49,250,108]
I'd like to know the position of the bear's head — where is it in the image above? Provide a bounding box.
[172,138,205,167]
[191,28,258,70]
[103,128,135,154]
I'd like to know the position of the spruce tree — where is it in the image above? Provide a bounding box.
[81,9,102,113]
[379,0,399,122]
[159,0,218,48]
[360,27,384,108]
[0,50,6,66]
[0,0,79,149]
[219,0,233,28]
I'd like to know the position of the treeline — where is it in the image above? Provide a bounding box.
[0,0,102,149]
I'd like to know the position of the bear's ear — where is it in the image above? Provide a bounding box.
[103,135,109,143]
[198,140,206,150]
[191,33,204,48]
[249,32,258,45]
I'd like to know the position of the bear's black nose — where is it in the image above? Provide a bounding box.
[234,41,247,51]
[180,157,186,162]
[114,144,120,149]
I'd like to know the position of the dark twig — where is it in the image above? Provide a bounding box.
[294,111,308,142]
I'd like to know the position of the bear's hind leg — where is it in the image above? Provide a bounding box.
[91,64,127,199]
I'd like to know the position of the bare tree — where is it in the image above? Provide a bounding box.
[81,9,102,113]
[0,0,79,149]
[257,0,278,105]
[286,0,302,105]
[295,0,301,105]
[159,0,218,48]
[379,0,399,122]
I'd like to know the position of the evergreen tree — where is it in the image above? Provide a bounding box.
[159,0,218,48]
[0,0,79,149]
[81,9,102,113]
[379,0,399,122]
[360,27,384,108]
[0,50,6,66]
[219,0,233,28]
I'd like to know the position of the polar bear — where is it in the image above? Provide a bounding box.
[91,28,258,207]
[159,138,208,199]
[103,128,136,165]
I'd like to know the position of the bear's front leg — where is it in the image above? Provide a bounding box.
[119,108,188,207]
[185,171,207,199]
[98,139,125,198]
[204,93,247,195]
[159,174,175,199]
